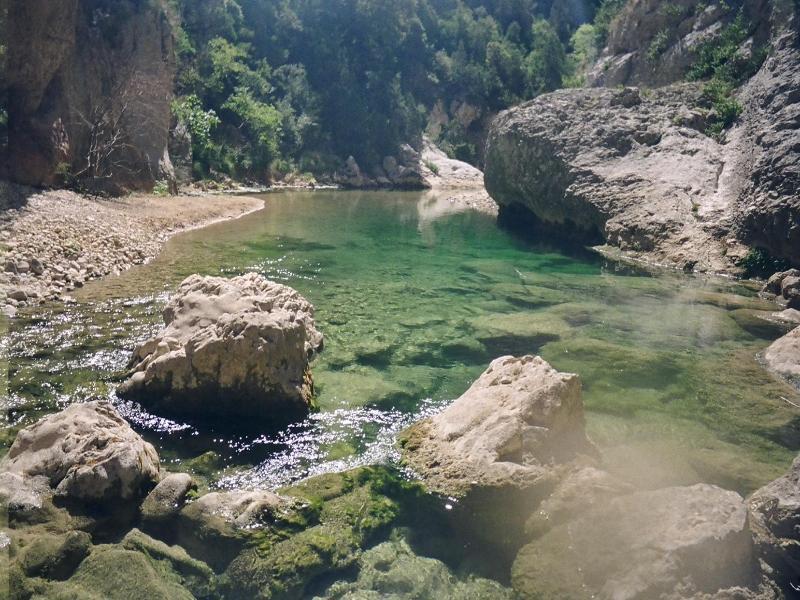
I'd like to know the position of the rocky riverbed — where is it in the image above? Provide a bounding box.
[0,186,263,317]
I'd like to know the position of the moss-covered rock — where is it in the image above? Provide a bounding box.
[18,530,91,580]
[218,467,423,600]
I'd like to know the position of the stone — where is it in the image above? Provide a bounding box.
[314,536,514,600]
[175,488,289,571]
[4,259,17,273]
[117,273,323,421]
[763,269,800,296]
[400,355,595,498]
[8,289,27,302]
[140,472,195,527]
[749,454,800,587]
[764,326,800,384]
[524,465,634,538]
[0,401,160,503]
[19,530,91,580]
[512,484,763,600]
[7,0,176,193]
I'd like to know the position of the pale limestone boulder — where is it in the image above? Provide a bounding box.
[118,273,323,420]
[400,355,595,498]
[1,401,159,502]
[513,484,765,600]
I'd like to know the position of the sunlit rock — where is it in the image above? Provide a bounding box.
[764,326,800,384]
[400,355,595,498]
[513,484,772,600]
[118,273,324,421]
[0,401,159,503]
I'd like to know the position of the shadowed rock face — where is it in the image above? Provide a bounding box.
[118,273,324,422]
[512,484,771,600]
[400,355,595,499]
[6,0,176,193]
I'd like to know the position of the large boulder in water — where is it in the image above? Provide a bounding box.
[399,355,598,555]
[399,355,595,498]
[118,273,323,421]
[764,326,800,385]
[0,401,159,503]
[512,484,769,600]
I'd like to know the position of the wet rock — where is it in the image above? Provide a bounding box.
[118,273,323,421]
[400,355,595,498]
[512,484,764,600]
[220,468,408,600]
[749,454,800,588]
[140,473,196,528]
[33,541,202,600]
[764,326,800,384]
[0,401,160,503]
[764,269,800,296]
[314,536,514,600]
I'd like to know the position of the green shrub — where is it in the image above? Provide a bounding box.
[646,30,671,62]
[701,79,743,137]
[424,160,440,175]
[737,247,790,278]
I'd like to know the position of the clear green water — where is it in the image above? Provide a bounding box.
[4,190,800,494]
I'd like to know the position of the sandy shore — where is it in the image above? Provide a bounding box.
[0,188,264,317]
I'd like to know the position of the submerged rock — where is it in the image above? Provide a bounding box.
[0,401,159,503]
[118,273,324,421]
[399,355,595,498]
[512,484,768,600]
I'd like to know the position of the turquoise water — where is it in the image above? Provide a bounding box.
[4,190,800,493]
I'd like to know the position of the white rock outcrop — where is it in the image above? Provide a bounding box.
[1,401,160,503]
[118,273,324,420]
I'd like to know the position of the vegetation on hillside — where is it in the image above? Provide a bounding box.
[166,0,624,182]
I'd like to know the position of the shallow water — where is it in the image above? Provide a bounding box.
[3,190,800,494]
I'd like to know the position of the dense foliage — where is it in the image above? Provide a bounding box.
[166,0,621,181]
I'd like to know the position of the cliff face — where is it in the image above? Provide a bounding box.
[588,0,771,88]
[485,0,800,273]
[6,0,176,194]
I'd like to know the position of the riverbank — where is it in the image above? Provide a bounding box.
[0,186,264,317]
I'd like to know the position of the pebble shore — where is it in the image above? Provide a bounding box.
[0,188,263,318]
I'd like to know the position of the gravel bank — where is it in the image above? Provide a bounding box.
[0,187,264,317]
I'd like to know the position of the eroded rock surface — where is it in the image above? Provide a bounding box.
[764,326,800,385]
[0,401,159,503]
[485,84,745,272]
[750,455,800,589]
[118,273,323,421]
[400,355,595,498]
[7,0,176,193]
